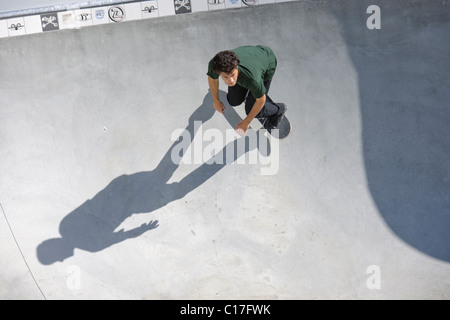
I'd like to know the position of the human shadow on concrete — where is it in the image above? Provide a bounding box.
[36,91,271,265]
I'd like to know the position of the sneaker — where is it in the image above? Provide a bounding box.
[267,103,287,129]
[262,117,274,132]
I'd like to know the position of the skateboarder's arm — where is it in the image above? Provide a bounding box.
[245,95,266,125]
[236,95,266,133]
[208,76,220,101]
[208,76,226,114]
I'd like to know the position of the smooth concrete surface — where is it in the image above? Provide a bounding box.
[1,0,450,299]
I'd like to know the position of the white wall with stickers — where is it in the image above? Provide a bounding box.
[0,0,300,39]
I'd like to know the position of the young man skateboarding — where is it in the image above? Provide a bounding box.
[207,45,287,135]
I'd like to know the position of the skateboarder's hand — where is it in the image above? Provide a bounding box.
[235,120,250,135]
[213,101,226,114]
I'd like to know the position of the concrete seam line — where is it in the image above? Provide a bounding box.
[0,202,47,300]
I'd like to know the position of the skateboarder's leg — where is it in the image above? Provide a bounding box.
[244,80,283,120]
[227,83,248,106]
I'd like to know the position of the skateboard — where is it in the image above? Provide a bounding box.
[267,115,291,139]
[263,102,291,139]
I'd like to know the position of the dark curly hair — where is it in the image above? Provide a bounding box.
[212,50,240,74]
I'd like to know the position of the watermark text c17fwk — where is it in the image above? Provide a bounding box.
[171,121,280,176]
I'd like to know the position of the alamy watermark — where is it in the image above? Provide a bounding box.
[170,121,280,176]
[366,265,381,289]
[66,265,81,291]
[367,5,381,30]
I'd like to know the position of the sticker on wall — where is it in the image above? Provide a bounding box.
[7,17,26,36]
[8,22,25,32]
[41,13,59,32]
[93,8,109,25]
[76,12,93,23]
[108,6,126,22]
[208,0,225,10]
[96,9,105,20]
[59,9,93,29]
[226,0,241,8]
[141,1,159,18]
[174,0,192,14]
[242,0,258,6]
[59,12,76,29]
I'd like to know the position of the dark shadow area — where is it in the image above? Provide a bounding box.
[333,0,450,260]
[36,91,271,265]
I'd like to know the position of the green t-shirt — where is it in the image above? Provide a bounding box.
[207,45,277,99]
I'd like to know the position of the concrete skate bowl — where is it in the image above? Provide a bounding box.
[0,0,449,300]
